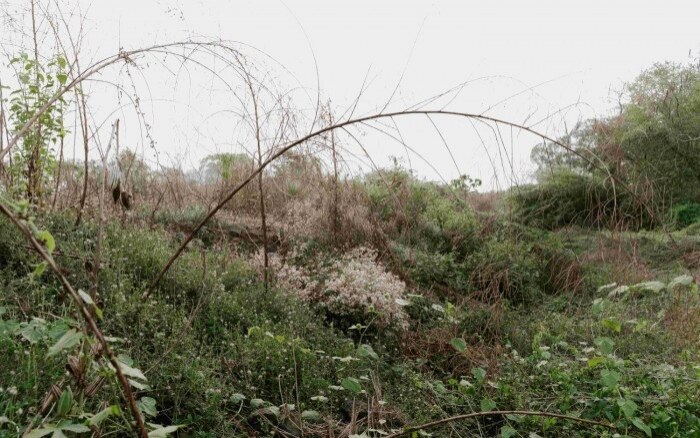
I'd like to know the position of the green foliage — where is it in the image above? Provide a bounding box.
[4,53,69,203]
[672,202,700,229]
[468,237,544,304]
[519,62,700,230]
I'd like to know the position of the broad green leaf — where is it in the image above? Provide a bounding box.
[250,399,265,408]
[591,298,608,315]
[57,421,89,433]
[302,410,321,421]
[471,367,487,382]
[148,425,185,437]
[341,377,362,394]
[597,282,617,292]
[635,280,665,292]
[449,338,467,353]
[480,398,496,411]
[47,320,70,341]
[229,393,246,404]
[600,369,621,390]
[607,285,629,298]
[128,379,150,390]
[20,319,46,343]
[617,399,638,419]
[25,428,56,438]
[116,359,147,381]
[89,405,121,426]
[47,329,82,357]
[139,397,157,417]
[587,356,606,368]
[632,417,652,437]
[0,319,20,337]
[594,337,615,355]
[668,274,693,289]
[501,425,517,438]
[601,318,621,333]
[357,344,379,360]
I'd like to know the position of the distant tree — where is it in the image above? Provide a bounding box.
[199,153,253,184]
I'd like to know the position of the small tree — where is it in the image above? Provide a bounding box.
[5,53,68,205]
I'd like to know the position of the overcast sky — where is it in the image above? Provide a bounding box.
[2,0,699,189]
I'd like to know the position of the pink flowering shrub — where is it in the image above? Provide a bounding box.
[250,246,409,328]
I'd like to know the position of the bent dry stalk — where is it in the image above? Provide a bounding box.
[383,410,615,438]
[143,108,668,299]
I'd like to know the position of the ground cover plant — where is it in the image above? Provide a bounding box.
[0,2,699,437]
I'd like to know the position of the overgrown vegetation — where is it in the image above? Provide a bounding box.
[0,3,698,437]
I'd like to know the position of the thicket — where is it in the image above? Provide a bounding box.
[511,61,700,231]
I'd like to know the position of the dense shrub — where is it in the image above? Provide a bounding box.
[467,237,544,304]
[672,202,700,229]
[510,168,658,230]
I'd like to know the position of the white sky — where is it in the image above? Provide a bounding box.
[2,0,699,189]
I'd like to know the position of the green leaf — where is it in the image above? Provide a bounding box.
[25,428,56,438]
[139,397,157,417]
[449,338,467,353]
[668,274,693,289]
[635,280,665,292]
[56,388,73,417]
[78,289,94,305]
[617,398,638,419]
[56,74,67,85]
[471,367,487,382]
[116,359,147,381]
[600,369,621,390]
[632,417,652,437]
[302,410,321,421]
[250,399,265,408]
[341,377,362,394]
[587,356,606,368]
[229,393,246,404]
[601,318,621,333]
[47,329,82,357]
[36,230,55,253]
[147,425,185,437]
[128,379,151,390]
[501,425,517,438]
[480,398,496,411]
[89,405,121,426]
[20,319,46,343]
[32,261,48,278]
[594,337,615,355]
[357,344,379,360]
[57,421,89,433]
